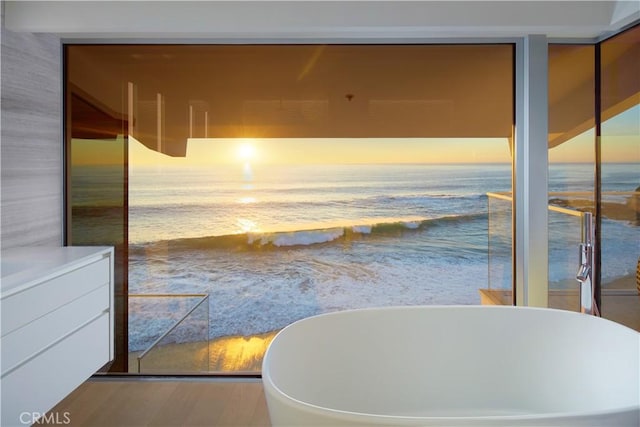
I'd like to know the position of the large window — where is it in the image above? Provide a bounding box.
[66,44,515,373]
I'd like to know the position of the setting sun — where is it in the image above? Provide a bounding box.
[237,142,256,162]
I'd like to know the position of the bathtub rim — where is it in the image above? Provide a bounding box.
[262,305,640,425]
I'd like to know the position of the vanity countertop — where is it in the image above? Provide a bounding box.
[0,246,113,298]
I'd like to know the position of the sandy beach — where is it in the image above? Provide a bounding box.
[603,273,636,289]
[129,274,637,373]
[129,330,278,373]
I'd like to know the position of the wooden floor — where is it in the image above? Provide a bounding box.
[41,289,639,427]
[41,378,271,427]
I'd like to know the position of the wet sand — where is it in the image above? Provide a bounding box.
[129,330,278,373]
[130,273,638,373]
[604,273,635,289]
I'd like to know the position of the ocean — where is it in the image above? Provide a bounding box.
[123,163,638,352]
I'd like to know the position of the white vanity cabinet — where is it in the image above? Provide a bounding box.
[1,246,114,427]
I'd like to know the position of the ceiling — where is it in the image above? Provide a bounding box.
[67,44,516,155]
[4,1,640,40]
[8,1,638,157]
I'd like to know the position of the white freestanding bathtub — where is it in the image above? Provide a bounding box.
[262,306,640,426]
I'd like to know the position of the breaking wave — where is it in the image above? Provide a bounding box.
[130,213,487,253]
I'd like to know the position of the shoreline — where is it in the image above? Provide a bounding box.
[129,330,278,373]
[128,274,637,373]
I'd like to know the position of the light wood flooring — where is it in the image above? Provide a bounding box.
[41,378,271,427]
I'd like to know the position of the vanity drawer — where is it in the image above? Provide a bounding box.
[1,284,110,375]
[1,256,110,335]
[1,312,110,427]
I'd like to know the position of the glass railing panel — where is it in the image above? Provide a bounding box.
[485,192,513,305]
[486,192,591,311]
[547,205,583,312]
[129,294,209,373]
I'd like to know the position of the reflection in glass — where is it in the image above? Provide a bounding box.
[599,24,640,331]
[66,65,129,370]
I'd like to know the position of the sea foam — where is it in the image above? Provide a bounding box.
[251,228,345,247]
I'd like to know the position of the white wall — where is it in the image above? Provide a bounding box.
[2,1,632,39]
[1,9,63,249]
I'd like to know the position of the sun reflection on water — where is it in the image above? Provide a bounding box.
[236,218,259,233]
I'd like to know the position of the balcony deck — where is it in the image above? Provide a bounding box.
[480,287,640,332]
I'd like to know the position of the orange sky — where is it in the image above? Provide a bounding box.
[127,136,514,166]
[72,133,638,167]
[126,135,638,167]
[72,104,638,166]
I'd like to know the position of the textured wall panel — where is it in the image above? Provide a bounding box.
[1,24,62,249]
